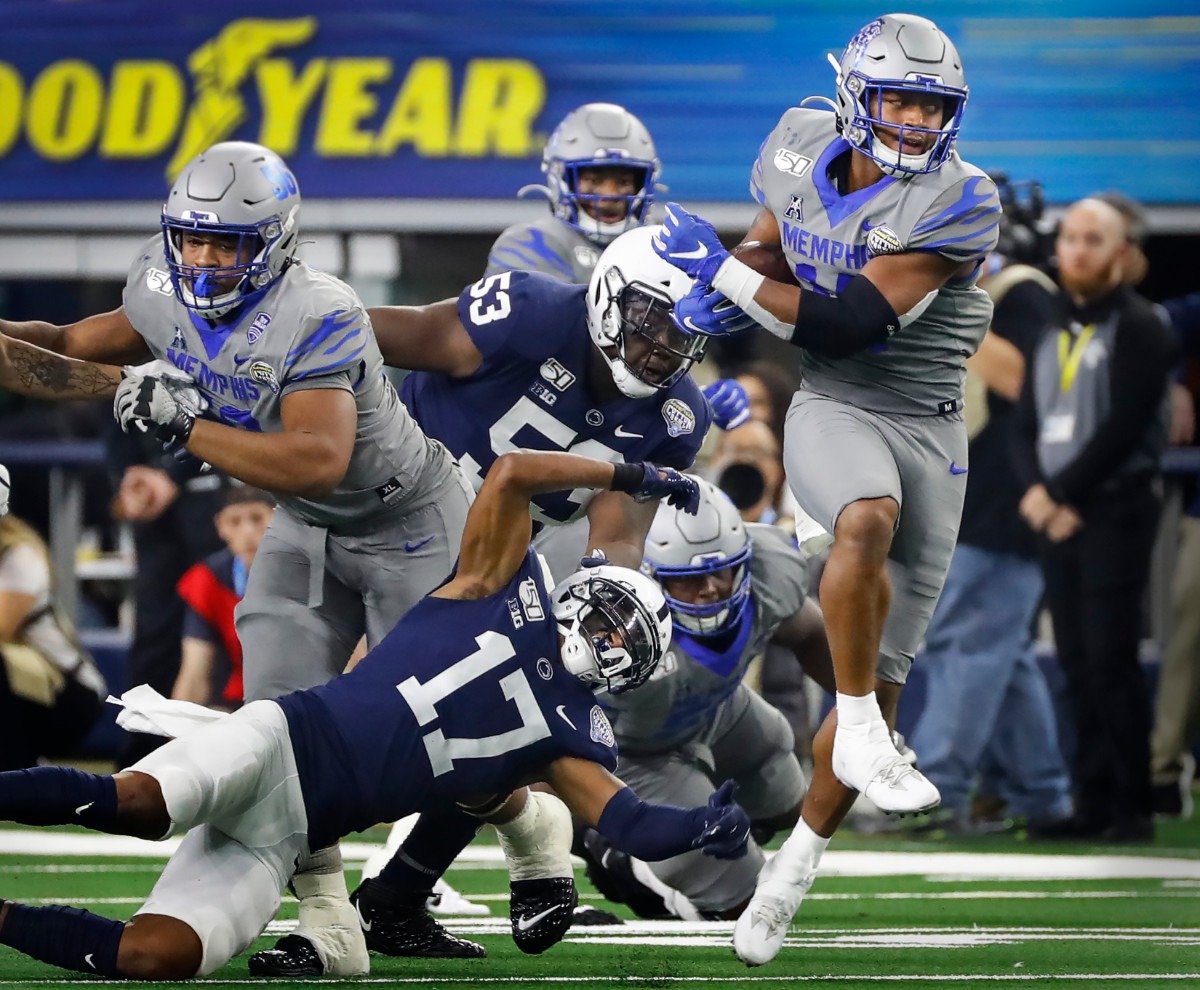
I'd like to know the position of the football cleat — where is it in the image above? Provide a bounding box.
[832,719,940,814]
[509,876,578,954]
[248,934,324,977]
[571,904,624,926]
[349,880,486,958]
[732,846,816,967]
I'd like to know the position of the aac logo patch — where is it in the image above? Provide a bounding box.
[589,705,615,747]
[661,398,695,438]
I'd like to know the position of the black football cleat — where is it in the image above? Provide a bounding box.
[350,879,486,958]
[509,876,578,954]
[248,934,324,977]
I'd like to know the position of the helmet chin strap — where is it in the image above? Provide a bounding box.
[559,624,601,682]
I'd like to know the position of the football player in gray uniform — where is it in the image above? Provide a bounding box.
[0,141,480,977]
[486,102,660,282]
[580,478,834,921]
[648,14,1001,965]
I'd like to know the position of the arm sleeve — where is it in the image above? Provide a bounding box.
[1046,307,1178,504]
[907,175,1002,263]
[595,785,708,862]
[485,225,576,281]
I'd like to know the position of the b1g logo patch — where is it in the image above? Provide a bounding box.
[589,705,615,747]
[866,224,904,257]
[661,398,695,438]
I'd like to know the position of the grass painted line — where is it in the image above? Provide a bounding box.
[3,974,1200,984]
[4,831,1199,880]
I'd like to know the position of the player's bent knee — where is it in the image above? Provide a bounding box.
[113,772,172,841]
[833,498,898,547]
[117,915,203,980]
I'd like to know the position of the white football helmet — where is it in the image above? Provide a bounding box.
[642,477,752,636]
[828,13,968,177]
[531,103,660,245]
[551,564,672,694]
[162,141,301,318]
[586,226,708,399]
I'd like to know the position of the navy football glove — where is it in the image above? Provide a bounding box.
[611,462,701,514]
[703,378,752,431]
[672,283,758,340]
[692,780,751,860]
[651,203,729,284]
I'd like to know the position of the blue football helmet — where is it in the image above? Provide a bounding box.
[643,477,752,636]
[162,141,301,319]
[829,14,968,177]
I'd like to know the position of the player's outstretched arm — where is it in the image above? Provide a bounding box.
[367,299,483,377]
[442,453,699,601]
[0,334,123,400]
[545,755,751,862]
[0,307,151,365]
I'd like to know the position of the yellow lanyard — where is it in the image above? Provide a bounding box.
[1057,324,1095,393]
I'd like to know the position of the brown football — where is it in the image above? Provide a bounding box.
[731,241,797,285]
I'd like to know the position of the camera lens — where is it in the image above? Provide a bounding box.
[716,462,765,510]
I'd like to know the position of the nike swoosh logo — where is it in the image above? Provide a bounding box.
[355,899,372,932]
[680,317,709,336]
[517,904,562,932]
[84,953,95,969]
[670,245,708,260]
[404,536,434,552]
[949,462,968,475]
[613,426,643,439]
[232,353,251,366]
[75,802,94,816]
[556,705,576,730]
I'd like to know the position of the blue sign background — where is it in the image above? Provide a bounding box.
[2,1,1197,204]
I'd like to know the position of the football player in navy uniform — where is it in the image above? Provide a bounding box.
[649,14,1002,966]
[0,449,752,981]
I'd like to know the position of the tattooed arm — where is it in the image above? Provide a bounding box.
[0,334,123,400]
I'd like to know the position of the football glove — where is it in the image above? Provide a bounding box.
[692,780,751,860]
[611,462,700,514]
[703,378,752,431]
[115,371,206,448]
[0,464,9,518]
[651,202,729,284]
[672,283,758,340]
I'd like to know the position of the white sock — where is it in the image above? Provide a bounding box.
[836,691,884,728]
[782,818,831,867]
[494,791,573,880]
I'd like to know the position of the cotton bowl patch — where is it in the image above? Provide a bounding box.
[867,225,905,257]
[589,705,615,747]
[661,398,695,438]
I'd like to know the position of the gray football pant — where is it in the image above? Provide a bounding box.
[783,390,968,684]
[237,480,473,701]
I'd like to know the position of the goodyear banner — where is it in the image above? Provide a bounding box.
[2,1,1198,204]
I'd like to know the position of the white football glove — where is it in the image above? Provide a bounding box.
[0,464,10,517]
[114,368,206,448]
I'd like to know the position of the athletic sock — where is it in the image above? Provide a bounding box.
[376,808,481,905]
[835,691,884,728]
[0,768,119,831]
[0,901,124,977]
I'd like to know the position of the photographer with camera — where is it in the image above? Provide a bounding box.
[908,175,1074,834]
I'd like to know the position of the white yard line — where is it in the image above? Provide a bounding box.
[2,974,1200,984]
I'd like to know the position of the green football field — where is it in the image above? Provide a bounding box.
[2,810,1199,989]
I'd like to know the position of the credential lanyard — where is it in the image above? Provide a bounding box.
[1057,324,1095,393]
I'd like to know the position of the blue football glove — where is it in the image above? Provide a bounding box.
[703,378,752,431]
[651,202,729,284]
[672,283,758,340]
[612,462,701,514]
[692,780,752,860]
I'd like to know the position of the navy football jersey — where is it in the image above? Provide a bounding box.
[276,550,618,849]
[400,271,711,526]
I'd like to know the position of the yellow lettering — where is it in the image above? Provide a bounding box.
[376,58,452,156]
[0,63,24,157]
[26,60,104,162]
[314,58,391,156]
[100,61,184,158]
[454,59,545,157]
[256,58,327,155]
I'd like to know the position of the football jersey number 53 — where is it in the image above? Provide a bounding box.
[396,630,551,777]
[468,271,513,325]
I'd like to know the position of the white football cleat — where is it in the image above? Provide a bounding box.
[832,719,940,814]
[732,846,815,966]
[427,876,491,917]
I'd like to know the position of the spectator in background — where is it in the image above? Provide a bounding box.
[709,420,788,530]
[0,480,108,770]
[910,176,1073,834]
[1013,196,1177,842]
[108,424,227,761]
[735,360,802,449]
[171,486,275,711]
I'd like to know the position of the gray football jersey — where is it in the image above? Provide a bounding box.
[122,238,454,527]
[752,108,1000,415]
[606,524,809,753]
[485,216,600,282]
